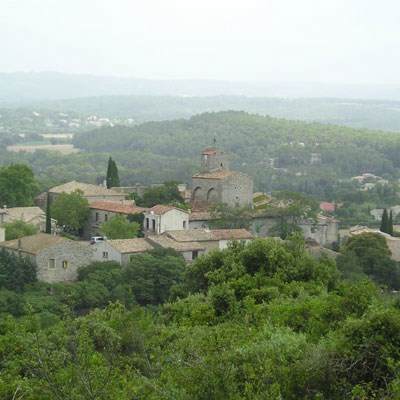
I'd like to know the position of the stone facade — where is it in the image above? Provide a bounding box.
[192,149,253,207]
[298,216,339,247]
[251,215,339,247]
[2,233,92,283]
[85,201,148,238]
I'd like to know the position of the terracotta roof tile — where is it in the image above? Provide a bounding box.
[90,202,148,214]
[2,233,68,254]
[148,205,189,215]
[147,235,205,251]
[210,229,253,240]
[202,147,219,155]
[166,228,253,242]
[189,211,212,221]
[108,238,154,253]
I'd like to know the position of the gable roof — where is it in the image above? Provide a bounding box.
[49,181,123,197]
[189,211,212,221]
[89,201,148,215]
[147,205,189,216]
[166,228,253,242]
[2,233,68,255]
[107,238,154,254]
[1,207,47,223]
[146,235,205,252]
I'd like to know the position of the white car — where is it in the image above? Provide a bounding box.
[90,236,104,244]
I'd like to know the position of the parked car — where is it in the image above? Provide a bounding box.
[90,236,104,244]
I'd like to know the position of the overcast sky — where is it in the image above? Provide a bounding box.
[1,0,399,84]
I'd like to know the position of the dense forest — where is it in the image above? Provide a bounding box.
[1,236,399,399]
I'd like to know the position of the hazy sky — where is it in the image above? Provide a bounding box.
[1,0,399,84]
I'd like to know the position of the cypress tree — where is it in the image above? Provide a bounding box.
[45,192,51,234]
[380,208,389,234]
[389,210,394,236]
[106,157,120,188]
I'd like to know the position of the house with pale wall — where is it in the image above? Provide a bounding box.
[86,201,148,238]
[298,215,339,247]
[146,235,206,263]
[143,205,189,235]
[348,226,400,262]
[164,228,253,252]
[91,238,154,265]
[1,233,92,283]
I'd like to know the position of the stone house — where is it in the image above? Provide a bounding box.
[298,216,339,247]
[90,238,154,265]
[1,233,92,283]
[143,205,189,234]
[348,226,400,262]
[164,228,253,252]
[191,147,253,207]
[35,180,126,208]
[86,201,148,238]
[0,206,57,233]
[146,235,206,263]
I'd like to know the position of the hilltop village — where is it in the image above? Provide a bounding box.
[0,144,346,284]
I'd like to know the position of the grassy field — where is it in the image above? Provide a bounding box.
[7,144,79,154]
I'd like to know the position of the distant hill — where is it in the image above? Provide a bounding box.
[11,95,400,132]
[2,71,400,102]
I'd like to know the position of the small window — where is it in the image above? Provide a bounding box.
[152,219,156,232]
[62,260,68,269]
[104,214,108,222]
[103,251,108,259]
[192,250,199,260]
[183,221,187,229]
[146,218,149,229]
[95,212,99,222]
[48,259,55,268]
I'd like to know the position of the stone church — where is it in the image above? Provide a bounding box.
[191,146,253,207]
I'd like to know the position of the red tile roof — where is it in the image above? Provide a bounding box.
[320,202,335,212]
[148,205,189,215]
[202,147,219,155]
[90,201,148,214]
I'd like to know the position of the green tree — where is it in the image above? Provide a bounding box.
[50,189,89,234]
[99,214,140,239]
[344,232,400,288]
[1,220,36,240]
[268,190,319,239]
[380,208,389,234]
[0,248,36,291]
[138,181,184,207]
[389,210,394,236]
[124,249,186,305]
[106,157,120,188]
[209,202,253,230]
[0,163,39,207]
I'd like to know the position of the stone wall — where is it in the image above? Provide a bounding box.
[35,241,92,283]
